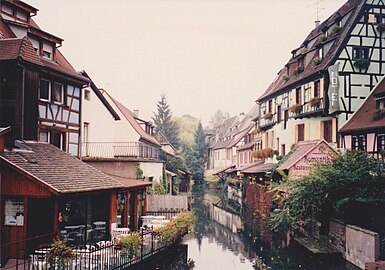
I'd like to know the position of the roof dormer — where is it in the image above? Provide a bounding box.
[0,0,38,23]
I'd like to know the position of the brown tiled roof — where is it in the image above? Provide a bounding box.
[0,17,88,83]
[339,78,385,133]
[258,0,364,102]
[277,141,320,170]
[106,174,152,189]
[0,141,124,194]
[108,94,160,146]
[0,37,42,66]
[241,162,274,174]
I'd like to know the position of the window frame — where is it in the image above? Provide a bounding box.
[39,130,50,143]
[353,46,370,60]
[52,82,64,104]
[40,79,51,102]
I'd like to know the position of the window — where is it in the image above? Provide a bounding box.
[281,144,286,156]
[378,134,385,152]
[376,14,385,24]
[52,83,64,104]
[277,105,282,123]
[53,131,64,150]
[353,47,369,60]
[83,123,90,143]
[323,120,333,143]
[268,100,272,113]
[283,110,289,130]
[318,47,323,59]
[40,79,50,101]
[352,135,366,151]
[376,96,385,110]
[297,124,305,142]
[314,80,320,97]
[84,90,91,101]
[39,130,50,143]
[42,50,51,59]
[296,87,302,104]
[4,199,24,226]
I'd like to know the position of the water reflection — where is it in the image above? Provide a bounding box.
[150,182,359,270]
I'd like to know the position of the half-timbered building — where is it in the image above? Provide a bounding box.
[0,0,88,156]
[257,0,385,155]
[340,76,385,156]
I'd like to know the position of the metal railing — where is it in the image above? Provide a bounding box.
[291,98,325,118]
[82,142,160,159]
[28,229,185,270]
[145,210,183,221]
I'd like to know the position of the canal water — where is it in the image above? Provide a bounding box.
[141,182,360,270]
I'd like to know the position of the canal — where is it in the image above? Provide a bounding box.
[140,182,360,270]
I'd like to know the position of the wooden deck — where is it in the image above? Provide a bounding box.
[294,237,341,255]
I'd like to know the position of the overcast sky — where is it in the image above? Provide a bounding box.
[28,0,346,125]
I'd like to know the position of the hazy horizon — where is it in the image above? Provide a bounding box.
[28,0,346,125]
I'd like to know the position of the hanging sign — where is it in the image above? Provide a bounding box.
[328,63,340,114]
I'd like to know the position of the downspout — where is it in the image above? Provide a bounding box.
[17,60,25,139]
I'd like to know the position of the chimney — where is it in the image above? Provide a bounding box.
[315,20,320,29]
[133,110,139,118]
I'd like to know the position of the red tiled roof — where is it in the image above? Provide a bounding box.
[0,37,43,66]
[0,141,124,194]
[108,95,160,146]
[106,174,152,189]
[0,17,88,83]
[258,0,364,102]
[339,78,385,133]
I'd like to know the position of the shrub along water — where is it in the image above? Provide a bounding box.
[154,211,195,244]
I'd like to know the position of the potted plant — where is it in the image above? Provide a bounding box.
[319,34,327,42]
[377,23,385,32]
[293,66,304,76]
[354,58,370,69]
[332,25,341,35]
[46,240,74,270]
[309,97,322,107]
[313,57,322,66]
[282,75,289,82]
[373,108,385,120]
[273,149,279,156]
[264,112,273,120]
[289,104,302,114]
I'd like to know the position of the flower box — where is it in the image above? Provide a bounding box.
[289,104,302,114]
[353,58,370,69]
[309,97,322,107]
[264,112,273,120]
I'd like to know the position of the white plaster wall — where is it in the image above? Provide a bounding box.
[139,161,163,182]
[81,88,140,143]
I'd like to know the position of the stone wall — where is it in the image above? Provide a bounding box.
[346,225,380,269]
[329,219,346,256]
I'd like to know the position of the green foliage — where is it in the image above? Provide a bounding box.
[46,240,74,270]
[135,164,143,180]
[319,34,327,42]
[115,232,142,258]
[313,57,322,66]
[154,211,195,244]
[147,181,168,195]
[270,151,385,232]
[174,114,199,147]
[210,110,230,126]
[152,94,180,148]
[353,58,370,69]
[373,108,385,120]
[185,122,208,181]
[282,75,289,82]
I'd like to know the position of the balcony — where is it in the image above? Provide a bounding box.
[290,98,325,119]
[259,114,277,130]
[82,142,160,160]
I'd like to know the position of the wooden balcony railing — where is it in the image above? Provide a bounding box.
[82,142,160,159]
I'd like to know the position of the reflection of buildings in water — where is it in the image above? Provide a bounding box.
[206,203,258,264]
[209,204,243,233]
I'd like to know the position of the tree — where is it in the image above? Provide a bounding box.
[186,121,208,182]
[270,151,385,232]
[210,109,230,126]
[152,95,180,148]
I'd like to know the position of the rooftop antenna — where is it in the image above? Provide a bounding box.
[314,0,324,28]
